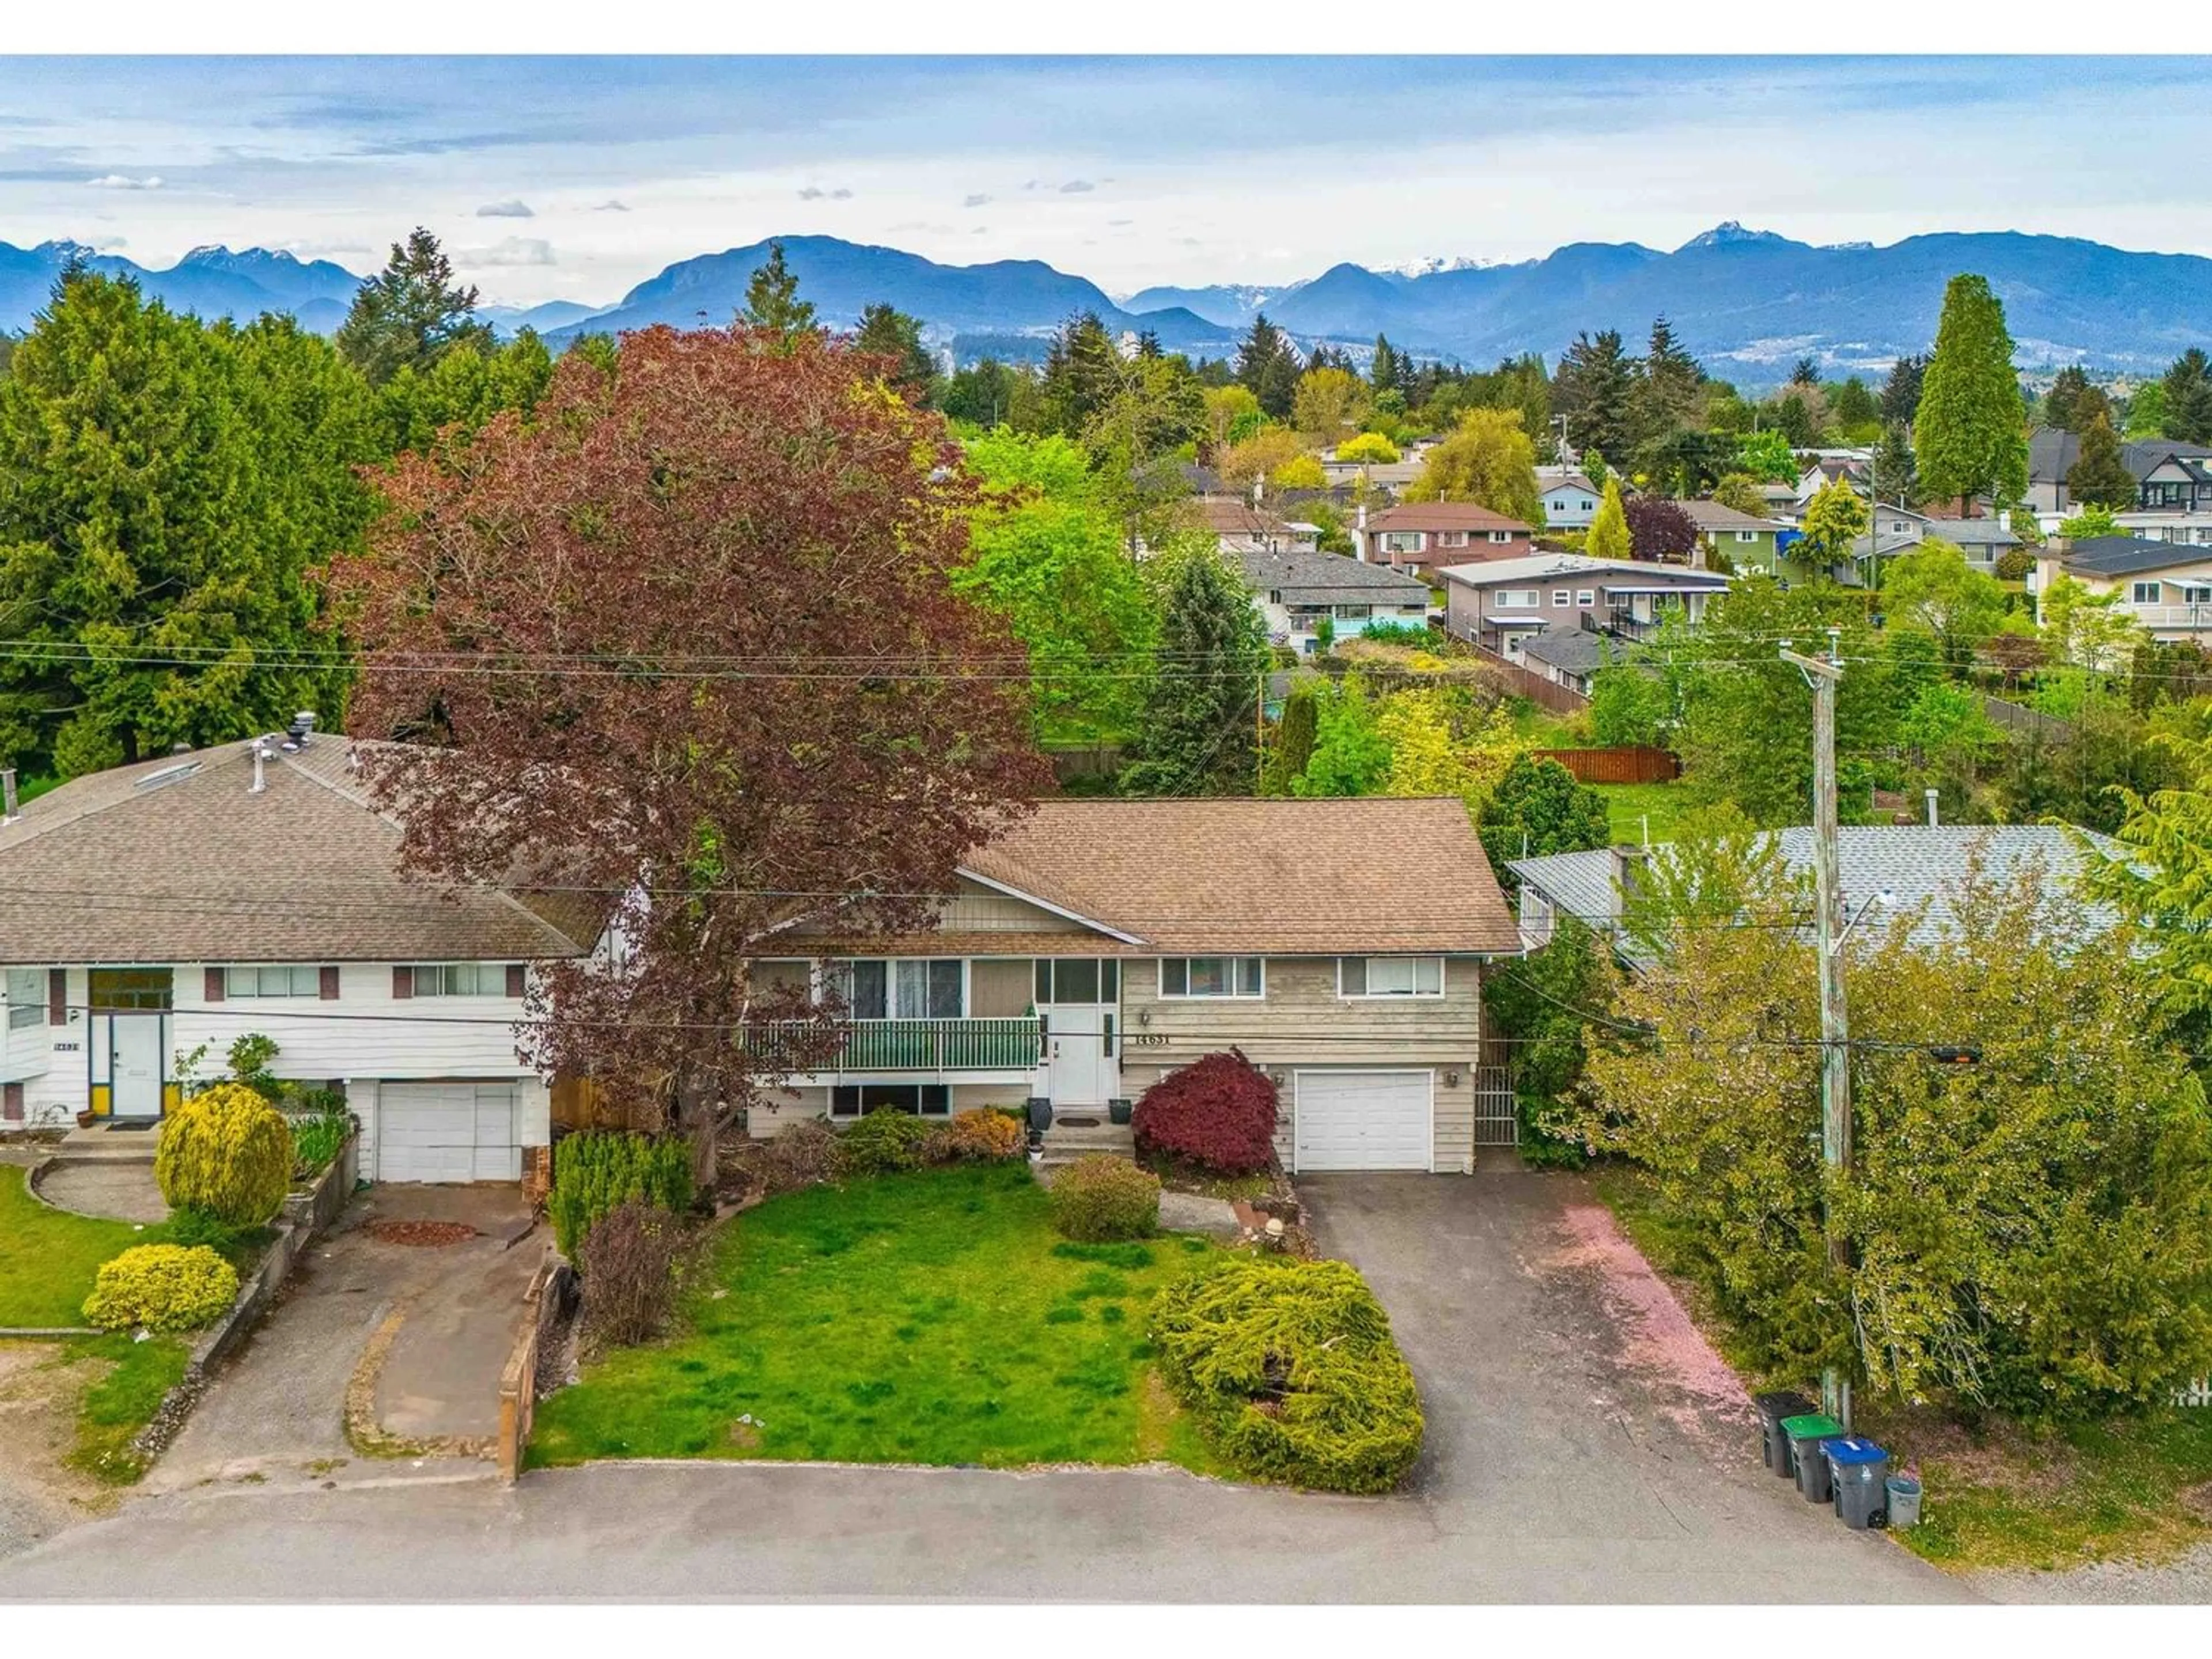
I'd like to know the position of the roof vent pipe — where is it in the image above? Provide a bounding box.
[282,710,316,752]
[1,767,17,824]
[1925,788,1940,827]
[250,740,267,795]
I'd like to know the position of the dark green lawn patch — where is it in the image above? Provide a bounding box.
[0,1164,166,1329]
[529,1161,1228,1472]
[65,1332,191,1484]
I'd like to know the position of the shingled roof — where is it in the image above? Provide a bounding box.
[0,738,599,967]
[954,797,1521,957]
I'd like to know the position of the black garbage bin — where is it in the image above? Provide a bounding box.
[1782,1414,1843,1503]
[1753,1391,1817,1478]
[1825,1436,1891,1529]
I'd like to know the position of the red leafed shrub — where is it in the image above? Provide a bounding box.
[1132,1050,1279,1174]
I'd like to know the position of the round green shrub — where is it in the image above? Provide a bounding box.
[154,1082,291,1226]
[1049,1154,1161,1242]
[82,1244,241,1334]
[835,1108,934,1177]
[1149,1255,1423,1494]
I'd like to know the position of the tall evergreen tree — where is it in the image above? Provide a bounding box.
[1369,334,1401,396]
[2161,347,2212,444]
[2067,410,2138,509]
[1830,376,1878,430]
[853,302,940,404]
[2041,365,2109,433]
[1552,328,1634,463]
[1880,353,1927,426]
[335,227,494,386]
[1872,421,1921,510]
[1037,312,1122,438]
[1790,355,1821,387]
[1119,543,1269,797]
[1914,274,2028,513]
[0,273,367,777]
[739,240,819,344]
[1631,315,1704,452]
[1235,315,1290,395]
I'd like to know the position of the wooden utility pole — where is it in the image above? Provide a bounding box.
[1781,626,1852,1430]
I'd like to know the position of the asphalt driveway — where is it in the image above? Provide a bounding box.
[0,1164,1973,1602]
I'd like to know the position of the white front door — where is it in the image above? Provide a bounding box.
[110,1016,165,1119]
[1046,1006,1109,1107]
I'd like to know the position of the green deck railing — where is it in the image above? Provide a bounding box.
[741,1016,1044,1073]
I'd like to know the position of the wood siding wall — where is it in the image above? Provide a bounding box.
[1119,955,1484,1175]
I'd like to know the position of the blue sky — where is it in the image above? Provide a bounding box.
[5,55,2210,306]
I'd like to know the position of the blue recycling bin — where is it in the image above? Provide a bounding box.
[1824,1436,1891,1529]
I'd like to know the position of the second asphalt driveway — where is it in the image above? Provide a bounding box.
[0,1165,1971,1602]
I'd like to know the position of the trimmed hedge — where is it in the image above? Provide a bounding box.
[549,1131,695,1259]
[1049,1154,1160,1242]
[156,1082,292,1226]
[82,1244,240,1334]
[1131,1049,1279,1175]
[1150,1255,1422,1494]
[836,1108,934,1176]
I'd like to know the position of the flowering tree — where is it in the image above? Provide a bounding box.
[329,326,1050,1158]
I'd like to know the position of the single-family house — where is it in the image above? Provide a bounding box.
[1357,503,1536,583]
[2026,427,2212,519]
[0,729,600,1182]
[1516,622,1621,696]
[1837,504,2019,579]
[2036,535,2212,641]
[1437,553,1732,655]
[1794,455,1869,507]
[1187,496,1315,555]
[1674,499,1790,571]
[1509,825,2123,968]
[1535,471,1602,529]
[742,797,1524,1173]
[1235,546,1434,655]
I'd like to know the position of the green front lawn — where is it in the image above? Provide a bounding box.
[529,1161,1224,1471]
[0,1164,163,1329]
[1591,781,1685,847]
[66,1332,192,1484]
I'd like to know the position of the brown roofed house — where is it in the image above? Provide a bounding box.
[1358,502,1535,583]
[746,796,1522,1172]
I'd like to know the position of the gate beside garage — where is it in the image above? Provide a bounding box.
[1473,1065,1519,1149]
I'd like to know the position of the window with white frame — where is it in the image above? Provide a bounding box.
[4,967,41,1030]
[1737,529,1760,542]
[1382,531,1423,554]
[224,965,321,998]
[1438,531,1468,547]
[831,1082,950,1119]
[1494,589,1539,609]
[1575,589,1596,606]
[1337,956,1444,998]
[828,959,964,1020]
[406,963,513,997]
[1335,604,1373,620]
[1488,530,1513,543]
[1551,589,1571,606]
[2133,581,2162,605]
[2183,585,2212,605]
[1159,957,1264,998]
[1518,889,1555,948]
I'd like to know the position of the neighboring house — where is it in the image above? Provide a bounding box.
[1358,503,1536,582]
[1437,553,1731,655]
[2026,427,2212,518]
[1794,455,1869,507]
[1836,505,2018,578]
[2036,535,2212,641]
[1187,496,1314,555]
[0,733,599,1182]
[1320,456,1423,494]
[1509,825,2123,968]
[743,798,1524,1173]
[1516,622,1620,695]
[1674,499,1790,571]
[1235,546,1434,656]
[1534,470,1601,529]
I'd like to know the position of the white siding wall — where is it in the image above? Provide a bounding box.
[175,961,536,1084]
[20,967,88,1126]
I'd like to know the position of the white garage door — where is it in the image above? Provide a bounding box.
[377,1083,521,1183]
[1294,1070,1434,1172]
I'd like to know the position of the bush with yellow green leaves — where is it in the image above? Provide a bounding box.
[82,1244,240,1333]
[155,1082,291,1226]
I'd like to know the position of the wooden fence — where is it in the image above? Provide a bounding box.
[1531,746,1682,785]
[1983,695,2074,743]
[1469,643,1591,714]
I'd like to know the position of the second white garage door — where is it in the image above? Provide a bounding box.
[1293,1070,1434,1172]
[376,1082,522,1183]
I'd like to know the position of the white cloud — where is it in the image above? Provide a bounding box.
[475,198,534,217]
[87,173,162,190]
[797,185,854,201]
[458,236,555,267]
[963,192,990,208]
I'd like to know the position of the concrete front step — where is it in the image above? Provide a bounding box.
[1036,1122,1136,1168]
[52,1126,163,1164]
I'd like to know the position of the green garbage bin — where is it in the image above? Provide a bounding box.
[1781,1413,1843,1504]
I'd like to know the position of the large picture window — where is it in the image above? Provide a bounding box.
[225,965,321,998]
[407,963,510,997]
[1338,956,1445,998]
[830,959,964,1020]
[1158,957,1264,999]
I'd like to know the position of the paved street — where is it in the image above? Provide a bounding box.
[0,1168,1974,1603]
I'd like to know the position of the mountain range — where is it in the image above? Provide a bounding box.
[6,223,2212,376]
